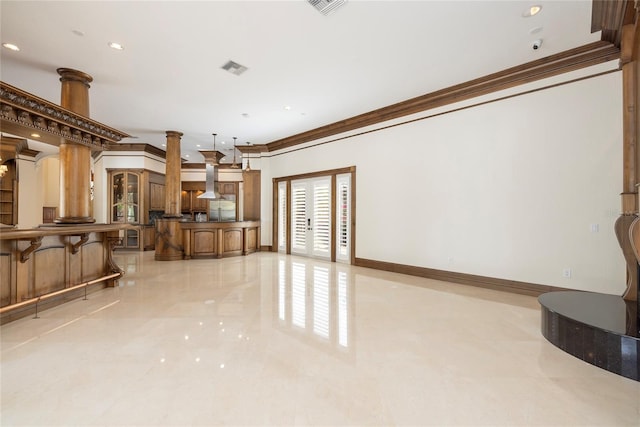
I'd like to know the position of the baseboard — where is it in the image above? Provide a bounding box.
[260,245,273,252]
[354,257,570,297]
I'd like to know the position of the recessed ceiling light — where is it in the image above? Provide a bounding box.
[185,154,189,157]
[196,144,201,147]
[2,43,20,51]
[284,105,291,111]
[522,5,542,17]
[30,133,40,138]
[108,42,124,50]
[162,144,166,147]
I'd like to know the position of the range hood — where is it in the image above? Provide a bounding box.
[197,150,225,200]
[197,163,219,199]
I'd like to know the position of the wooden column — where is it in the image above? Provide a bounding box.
[163,130,183,217]
[54,68,94,224]
[617,15,640,302]
[155,130,184,261]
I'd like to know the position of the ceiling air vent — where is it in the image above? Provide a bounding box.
[308,0,347,16]
[221,60,248,76]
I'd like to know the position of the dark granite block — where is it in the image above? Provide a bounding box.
[539,291,639,382]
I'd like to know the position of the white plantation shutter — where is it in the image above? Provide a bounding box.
[336,174,350,263]
[291,182,307,254]
[312,179,331,257]
[278,182,287,252]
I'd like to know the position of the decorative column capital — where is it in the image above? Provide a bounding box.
[165,130,184,138]
[57,68,93,87]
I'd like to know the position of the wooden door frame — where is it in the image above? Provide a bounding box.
[272,166,356,264]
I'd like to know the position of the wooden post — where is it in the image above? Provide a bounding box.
[155,131,184,260]
[163,130,183,218]
[54,68,95,224]
[617,15,640,302]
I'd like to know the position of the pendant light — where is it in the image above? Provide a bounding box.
[230,137,239,169]
[244,141,251,172]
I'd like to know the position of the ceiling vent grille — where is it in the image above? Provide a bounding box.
[221,60,248,76]
[308,0,347,16]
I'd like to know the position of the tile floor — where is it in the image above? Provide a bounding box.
[1,251,639,426]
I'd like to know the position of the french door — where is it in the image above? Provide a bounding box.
[291,177,331,259]
[277,171,352,263]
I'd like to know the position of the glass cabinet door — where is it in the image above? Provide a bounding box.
[110,171,141,249]
[126,172,139,223]
[112,173,125,223]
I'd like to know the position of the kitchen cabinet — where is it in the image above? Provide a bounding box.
[110,171,141,249]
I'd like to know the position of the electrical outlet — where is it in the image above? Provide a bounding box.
[590,224,599,233]
[562,268,572,278]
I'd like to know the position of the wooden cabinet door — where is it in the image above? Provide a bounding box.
[220,182,236,196]
[181,190,191,212]
[149,183,165,210]
[143,226,155,250]
[192,191,209,211]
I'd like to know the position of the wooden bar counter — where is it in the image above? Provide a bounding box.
[181,221,260,259]
[0,224,130,322]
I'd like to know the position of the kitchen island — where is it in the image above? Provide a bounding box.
[180,220,260,259]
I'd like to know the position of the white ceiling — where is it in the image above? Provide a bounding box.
[1,0,601,163]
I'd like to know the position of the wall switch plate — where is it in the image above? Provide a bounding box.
[590,224,599,233]
[562,268,572,278]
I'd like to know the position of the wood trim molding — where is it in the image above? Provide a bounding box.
[236,145,268,154]
[273,166,355,183]
[354,258,571,297]
[181,162,247,170]
[592,0,638,46]
[264,41,619,153]
[103,142,166,159]
[0,81,130,150]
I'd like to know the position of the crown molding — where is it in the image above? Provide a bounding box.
[102,142,166,159]
[265,41,620,153]
[0,81,130,151]
[592,0,638,47]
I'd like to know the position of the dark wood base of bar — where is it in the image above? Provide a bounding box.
[539,291,639,381]
[0,223,128,324]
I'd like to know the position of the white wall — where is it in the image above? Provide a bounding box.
[15,156,40,228]
[40,156,59,207]
[263,66,625,295]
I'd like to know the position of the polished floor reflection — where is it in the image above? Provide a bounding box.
[1,251,639,426]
